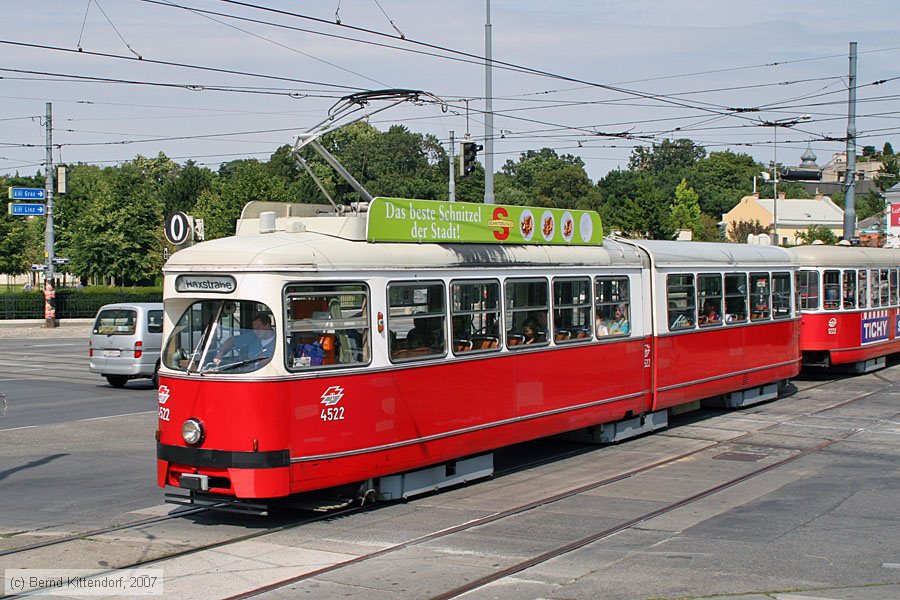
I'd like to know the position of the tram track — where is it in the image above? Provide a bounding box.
[2,375,892,599]
[218,378,894,599]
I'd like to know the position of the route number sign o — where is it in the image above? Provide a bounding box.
[165,212,191,245]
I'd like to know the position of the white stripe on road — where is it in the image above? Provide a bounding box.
[78,411,156,422]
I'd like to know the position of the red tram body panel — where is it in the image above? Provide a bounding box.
[653,321,800,410]
[158,337,651,498]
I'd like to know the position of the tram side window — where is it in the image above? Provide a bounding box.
[450,280,501,354]
[697,274,723,327]
[388,282,446,361]
[505,278,549,348]
[595,277,631,337]
[797,270,819,310]
[858,270,868,309]
[870,270,880,308]
[553,278,593,343]
[880,269,890,307]
[890,269,898,306]
[750,273,771,321]
[724,273,747,323]
[843,270,856,310]
[285,284,369,370]
[772,272,792,319]
[823,270,840,310]
[666,274,695,331]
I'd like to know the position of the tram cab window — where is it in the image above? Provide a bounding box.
[388,282,446,361]
[843,270,856,310]
[822,271,840,310]
[666,274,695,331]
[163,300,277,374]
[553,278,592,343]
[595,277,630,337]
[505,278,549,347]
[450,280,501,354]
[697,274,723,327]
[772,272,792,319]
[797,271,819,310]
[857,270,868,308]
[284,284,369,370]
[724,273,747,323]
[750,273,771,321]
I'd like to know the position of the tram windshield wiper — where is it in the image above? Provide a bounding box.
[205,357,264,373]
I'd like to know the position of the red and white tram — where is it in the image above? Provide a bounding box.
[790,244,900,372]
[156,198,803,509]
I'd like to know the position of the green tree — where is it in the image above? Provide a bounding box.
[628,139,706,174]
[727,220,770,243]
[620,174,676,239]
[696,213,724,242]
[0,174,43,283]
[797,225,839,245]
[671,178,701,237]
[687,150,761,217]
[160,160,214,215]
[498,148,592,208]
[196,160,294,239]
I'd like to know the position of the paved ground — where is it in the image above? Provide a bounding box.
[0,319,93,339]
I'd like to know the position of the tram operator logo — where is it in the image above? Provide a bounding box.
[321,386,345,406]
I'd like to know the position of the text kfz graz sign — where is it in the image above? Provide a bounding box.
[366,198,603,246]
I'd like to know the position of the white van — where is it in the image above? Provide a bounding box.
[89,302,164,388]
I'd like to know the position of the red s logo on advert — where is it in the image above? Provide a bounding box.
[491,207,510,241]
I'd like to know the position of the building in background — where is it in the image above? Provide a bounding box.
[722,191,846,246]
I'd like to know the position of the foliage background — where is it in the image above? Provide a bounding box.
[2,127,897,287]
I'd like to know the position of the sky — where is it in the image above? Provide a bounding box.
[1,0,898,185]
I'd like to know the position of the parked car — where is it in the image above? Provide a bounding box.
[89,302,164,388]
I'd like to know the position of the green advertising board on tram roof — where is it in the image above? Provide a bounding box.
[366,198,603,246]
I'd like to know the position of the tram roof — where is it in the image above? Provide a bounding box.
[164,214,645,272]
[624,239,796,268]
[787,244,900,268]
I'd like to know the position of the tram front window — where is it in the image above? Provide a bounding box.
[163,300,277,374]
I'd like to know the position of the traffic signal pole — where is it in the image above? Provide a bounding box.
[483,0,494,204]
[44,102,57,328]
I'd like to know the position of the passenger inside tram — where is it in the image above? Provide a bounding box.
[522,318,540,344]
[406,316,443,350]
[607,303,630,334]
[699,299,721,325]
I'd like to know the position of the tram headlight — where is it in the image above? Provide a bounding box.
[181,418,204,445]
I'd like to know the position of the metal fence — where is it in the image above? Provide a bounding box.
[0,293,162,320]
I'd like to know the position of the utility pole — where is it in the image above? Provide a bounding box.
[483,0,494,204]
[449,130,456,202]
[43,102,57,328]
[843,42,858,241]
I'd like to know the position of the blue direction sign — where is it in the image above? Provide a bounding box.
[8,187,46,200]
[8,203,46,216]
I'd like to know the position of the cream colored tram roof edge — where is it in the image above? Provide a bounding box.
[163,229,645,273]
[622,238,797,268]
[787,244,900,268]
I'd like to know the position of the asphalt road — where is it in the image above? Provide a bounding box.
[0,326,162,532]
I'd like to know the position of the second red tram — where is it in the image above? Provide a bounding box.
[790,244,900,372]
[156,199,807,508]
